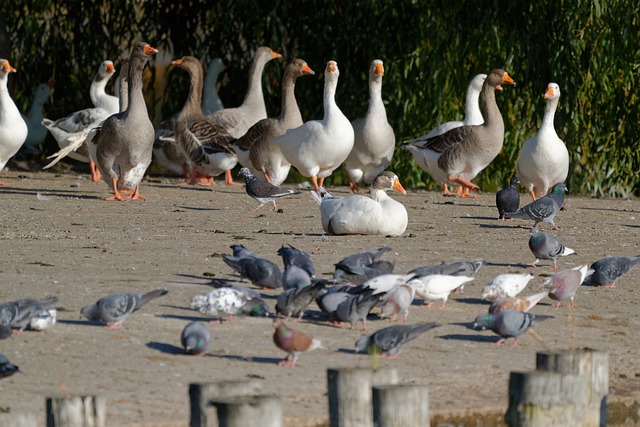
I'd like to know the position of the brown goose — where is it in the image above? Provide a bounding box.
[415,69,515,197]
[171,56,237,185]
[231,59,315,185]
[87,42,157,200]
[207,47,281,138]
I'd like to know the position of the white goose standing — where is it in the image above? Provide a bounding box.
[0,59,28,184]
[276,60,354,192]
[344,59,395,192]
[516,83,568,201]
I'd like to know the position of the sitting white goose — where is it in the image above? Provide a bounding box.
[0,59,28,183]
[311,171,408,236]
[516,83,568,201]
[343,59,395,192]
[21,80,54,147]
[276,60,354,192]
[402,73,486,195]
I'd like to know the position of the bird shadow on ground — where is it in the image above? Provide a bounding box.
[336,348,358,355]
[577,206,640,214]
[453,297,488,306]
[58,319,102,327]
[258,231,327,237]
[0,186,100,200]
[476,222,523,230]
[438,334,497,343]
[461,216,499,222]
[432,201,493,208]
[146,341,184,355]
[156,313,209,323]
[174,205,223,212]
[210,354,281,365]
[484,261,532,269]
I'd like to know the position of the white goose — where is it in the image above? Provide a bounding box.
[402,73,486,195]
[311,171,407,236]
[344,59,395,192]
[0,59,28,183]
[21,80,54,147]
[516,83,568,200]
[276,60,354,192]
[42,60,119,181]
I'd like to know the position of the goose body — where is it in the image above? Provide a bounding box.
[311,171,407,236]
[21,80,54,147]
[276,60,354,191]
[0,59,28,178]
[344,59,395,191]
[516,83,569,200]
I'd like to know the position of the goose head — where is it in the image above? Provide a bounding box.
[486,69,515,91]
[544,83,560,100]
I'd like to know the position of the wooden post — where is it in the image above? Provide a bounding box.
[189,380,263,427]
[46,396,107,427]
[536,349,608,427]
[211,395,282,427]
[504,371,586,426]
[372,384,429,427]
[327,367,398,427]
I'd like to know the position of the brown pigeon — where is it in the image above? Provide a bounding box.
[272,318,322,368]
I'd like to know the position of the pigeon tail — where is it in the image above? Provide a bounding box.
[137,289,169,309]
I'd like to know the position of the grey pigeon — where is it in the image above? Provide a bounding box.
[0,353,19,379]
[222,250,282,290]
[334,247,392,279]
[276,281,326,321]
[230,244,260,259]
[0,297,59,334]
[588,256,640,288]
[316,289,352,314]
[355,323,439,358]
[332,289,382,331]
[282,264,313,290]
[80,289,169,328]
[181,321,211,355]
[473,310,554,346]
[277,244,315,277]
[541,265,591,308]
[528,227,576,270]
[333,261,395,285]
[496,176,520,220]
[409,259,484,293]
[506,182,566,229]
[239,167,300,211]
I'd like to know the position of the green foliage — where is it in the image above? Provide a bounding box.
[2,0,638,196]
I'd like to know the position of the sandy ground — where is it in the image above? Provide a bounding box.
[0,165,639,426]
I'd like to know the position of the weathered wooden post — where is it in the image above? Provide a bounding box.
[189,380,263,427]
[210,395,282,427]
[504,371,586,426]
[372,384,429,427]
[46,395,107,427]
[536,348,608,427]
[327,367,399,427]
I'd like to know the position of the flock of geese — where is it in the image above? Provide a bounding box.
[2,42,571,235]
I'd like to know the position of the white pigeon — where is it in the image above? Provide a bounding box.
[409,275,474,308]
[29,308,57,331]
[190,287,249,322]
[360,273,415,295]
[481,273,535,301]
[378,283,416,322]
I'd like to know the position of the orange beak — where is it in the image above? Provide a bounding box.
[327,61,337,73]
[374,62,384,76]
[301,63,315,75]
[144,45,158,56]
[105,62,116,74]
[2,60,16,73]
[393,178,407,195]
[496,72,515,90]
[171,58,184,66]
[544,85,554,99]
[271,50,282,59]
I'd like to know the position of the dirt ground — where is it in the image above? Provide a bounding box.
[0,164,639,426]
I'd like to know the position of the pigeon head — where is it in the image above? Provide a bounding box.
[184,335,208,354]
[354,336,370,353]
[79,304,99,322]
[473,314,496,330]
[248,301,271,317]
[509,176,521,187]
[551,183,567,195]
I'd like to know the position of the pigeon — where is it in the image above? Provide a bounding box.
[273,318,323,368]
[332,289,382,330]
[355,322,439,358]
[229,244,260,259]
[0,353,19,379]
[409,275,474,308]
[29,308,57,332]
[334,247,392,278]
[378,284,416,322]
[276,281,326,321]
[587,256,640,288]
[209,278,262,300]
[541,265,592,308]
[528,227,576,270]
[316,289,352,314]
[181,322,211,355]
[353,273,415,295]
[238,167,300,211]
[408,259,484,293]
[191,287,268,322]
[281,264,313,290]
[222,250,282,289]
[481,274,535,301]
[0,326,12,339]
[496,176,521,220]
[473,310,554,346]
[333,263,394,285]
[80,289,168,328]
[0,297,59,334]
[489,291,549,314]
[506,182,567,229]
[277,244,315,277]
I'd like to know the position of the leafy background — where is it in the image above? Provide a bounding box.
[1,0,638,196]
